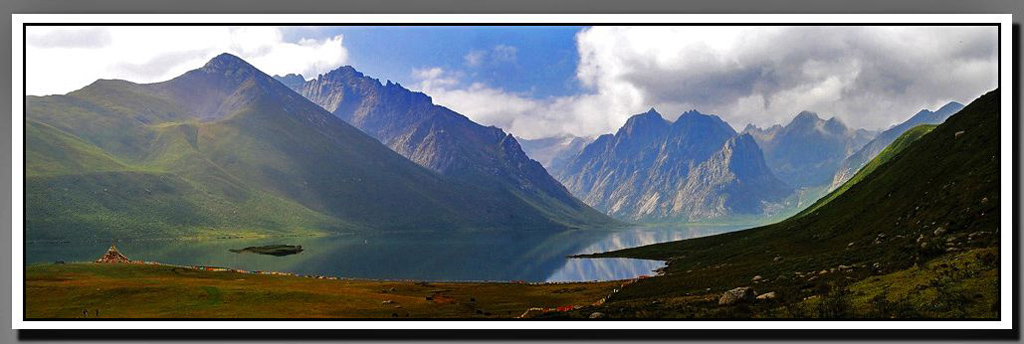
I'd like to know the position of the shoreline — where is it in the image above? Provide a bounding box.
[28,258,657,285]
[25,262,626,319]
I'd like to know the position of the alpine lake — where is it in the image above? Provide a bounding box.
[26,225,748,283]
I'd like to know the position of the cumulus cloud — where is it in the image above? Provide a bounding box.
[420,26,997,139]
[27,27,112,49]
[411,67,637,139]
[26,26,348,96]
[574,26,998,131]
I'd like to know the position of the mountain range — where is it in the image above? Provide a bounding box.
[743,112,876,189]
[589,89,1000,313]
[553,109,793,223]
[828,101,964,190]
[275,67,617,229]
[24,53,612,241]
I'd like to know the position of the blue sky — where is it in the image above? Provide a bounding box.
[27,25,998,139]
[282,26,585,98]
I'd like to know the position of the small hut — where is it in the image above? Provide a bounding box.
[95,244,132,263]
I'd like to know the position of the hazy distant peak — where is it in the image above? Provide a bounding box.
[733,132,758,145]
[678,109,705,117]
[273,73,306,89]
[937,101,965,113]
[675,109,720,122]
[823,116,850,132]
[791,110,822,124]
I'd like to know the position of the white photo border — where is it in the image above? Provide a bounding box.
[9,13,1015,332]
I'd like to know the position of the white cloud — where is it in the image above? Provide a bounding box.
[25,26,348,96]
[491,44,518,63]
[463,50,486,67]
[572,26,998,131]
[411,67,640,140]
[417,26,997,140]
[462,44,518,68]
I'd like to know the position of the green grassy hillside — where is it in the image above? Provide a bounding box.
[583,89,1000,317]
[796,124,937,217]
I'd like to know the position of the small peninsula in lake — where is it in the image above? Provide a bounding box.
[229,245,304,256]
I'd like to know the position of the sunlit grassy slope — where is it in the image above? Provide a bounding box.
[796,123,938,218]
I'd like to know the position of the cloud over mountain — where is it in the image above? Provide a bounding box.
[26,26,348,96]
[412,26,996,139]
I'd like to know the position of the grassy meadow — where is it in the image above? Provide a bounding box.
[26,263,621,319]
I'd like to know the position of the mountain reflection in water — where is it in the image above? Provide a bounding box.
[26,225,747,282]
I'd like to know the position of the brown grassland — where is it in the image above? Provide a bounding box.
[25,263,620,319]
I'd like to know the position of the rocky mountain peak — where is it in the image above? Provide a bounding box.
[320,65,366,82]
[788,111,823,128]
[201,53,258,74]
[619,109,669,136]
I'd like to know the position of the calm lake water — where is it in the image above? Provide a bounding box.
[25,225,747,282]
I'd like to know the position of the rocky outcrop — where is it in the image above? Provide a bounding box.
[718,287,756,306]
[756,291,777,301]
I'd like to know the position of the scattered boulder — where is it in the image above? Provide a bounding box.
[773,256,782,262]
[955,130,965,138]
[718,287,755,306]
[756,292,777,301]
[934,227,947,236]
[589,312,606,319]
[382,300,394,305]
[752,275,763,282]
